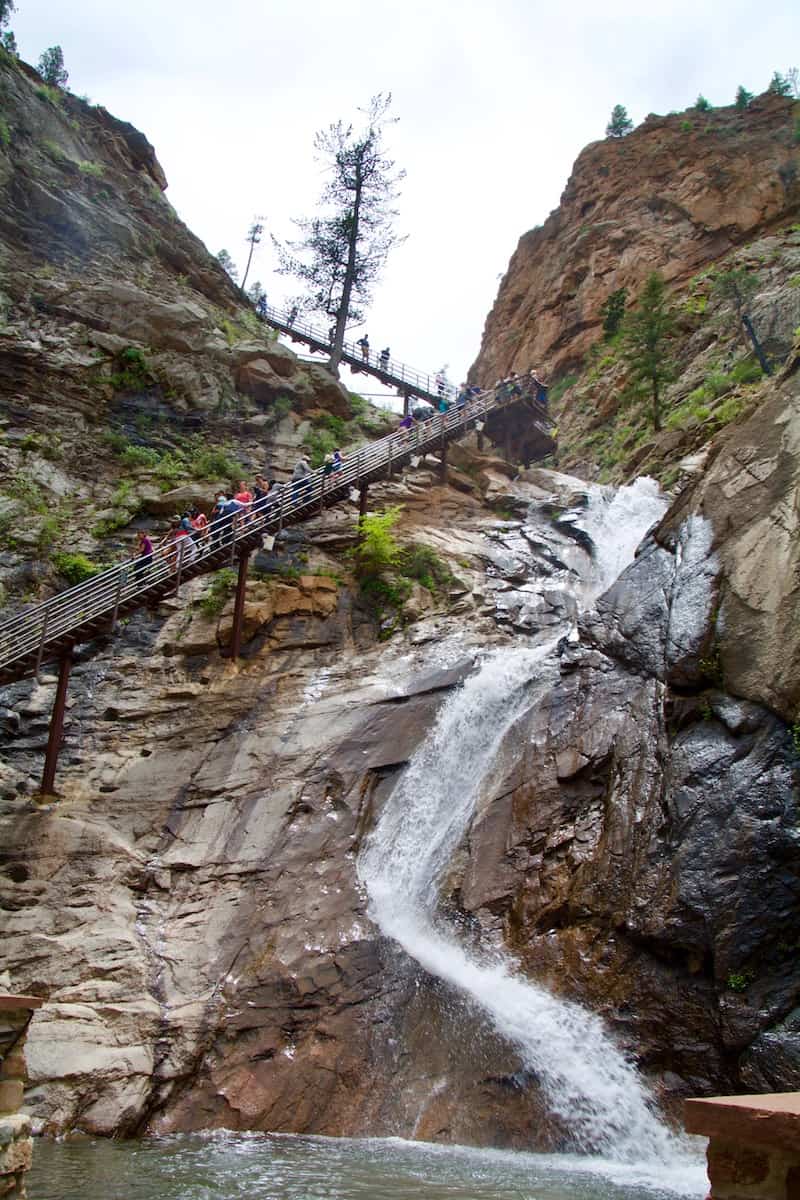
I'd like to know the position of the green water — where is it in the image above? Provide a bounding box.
[28,1131,707,1200]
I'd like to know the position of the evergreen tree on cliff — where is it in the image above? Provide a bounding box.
[38,45,68,87]
[606,104,633,138]
[622,272,674,431]
[273,93,405,375]
[0,0,16,53]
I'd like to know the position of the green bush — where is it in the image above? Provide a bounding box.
[199,568,237,618]
[680,120,692,133]
[549,375,578,406]
[397,544,456,593]
[120,444,160,468]
[108,346,152,392]
[355,506,402,578]
[729,359,762,385]
[78,160,104,177]
[303,427,338,467]
[37,513,62,552]
[791,721,800,755]
[53,552,103,585]
[712,395,747,426]
[694,94,712,112]
[5,472,47,513]
[35,84,61,106]
[190,444,245,481]
[726,971,752,993]
[0,117,9,149]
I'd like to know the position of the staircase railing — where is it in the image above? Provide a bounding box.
[0,380,551,682]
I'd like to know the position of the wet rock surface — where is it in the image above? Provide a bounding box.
[1,434,798,1141]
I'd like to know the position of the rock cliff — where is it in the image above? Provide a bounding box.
[470,91,800,486]
[0,50,798,1148]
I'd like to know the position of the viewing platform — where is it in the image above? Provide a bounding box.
[685,1093,800,1200]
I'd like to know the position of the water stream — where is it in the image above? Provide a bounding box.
[358,480,698,1170]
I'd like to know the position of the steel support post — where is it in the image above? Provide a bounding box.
[440,441,448,485]
[358,483,369,521]
[41,646,73,796]
[229,551,251,660]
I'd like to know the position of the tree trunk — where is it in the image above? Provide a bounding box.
[328,165,364,375]
[652,376,661,432]
[742,314,772,376]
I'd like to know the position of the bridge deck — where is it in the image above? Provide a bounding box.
[0,386,553,687]
[260,304,458,404]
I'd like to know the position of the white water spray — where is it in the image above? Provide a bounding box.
[359,479,694,1166]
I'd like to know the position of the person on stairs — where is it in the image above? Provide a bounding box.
[292,454,313,502]
[357,334,370,362]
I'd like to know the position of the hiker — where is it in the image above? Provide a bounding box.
[234,480,253,510]
[328,324,336,343]
[532,369,549,409]
[323,452,336,477]
[253,473,271,510]
[357,334,370,362]
[379,346,390,371]
[133,530,153,578]
[331,449,343,471]
[210,492,240,546]
[437,394,450,414]
[398,411,416,443]
[177,512,196,540]
[435,372,446,398]
[256,293,267,318]
[292,454,313,502]
[190,506,209,542]
[288,304,298,327]
[456,383,469,408]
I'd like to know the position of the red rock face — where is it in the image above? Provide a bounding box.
[470,92,800,386]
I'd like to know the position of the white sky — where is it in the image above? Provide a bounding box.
[10,0,799,399]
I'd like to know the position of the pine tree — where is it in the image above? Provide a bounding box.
[216,249,238,282]
[695,94,712,112]
[601,288,627,339]
[272,93,405,375]
[1,0,16,55]
[240,220,263,293]
[767,71,791,97]
[711,268,771,374]
[605,104,633,138]
[735,85,753,109]
[622,272,674,431]
[38,45,68,87]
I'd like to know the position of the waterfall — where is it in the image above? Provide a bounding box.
[359,479,692,1165]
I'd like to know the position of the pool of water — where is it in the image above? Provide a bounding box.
[28,1131,708,1200]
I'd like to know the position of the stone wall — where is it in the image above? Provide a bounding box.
[0,996,43,1199]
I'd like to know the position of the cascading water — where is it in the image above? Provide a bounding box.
[359,479,695,1169]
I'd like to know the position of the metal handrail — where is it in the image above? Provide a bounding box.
[259,302,459,402]
[0,381,551,678]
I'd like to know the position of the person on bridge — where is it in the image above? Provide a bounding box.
[328,324,336,343]
[379,347,390,371]
[332,449,343,471]
[256,293,268,318]
[133,530,153,578]
[357,334,370,362]
[292,455,313,502]
[288,305,298,327]
[435,372,447,398]
[190,506,208,540]
[530,369,549,409]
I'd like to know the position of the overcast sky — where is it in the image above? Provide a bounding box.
[10,0,799,397]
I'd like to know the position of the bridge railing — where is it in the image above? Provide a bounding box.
[0,382,550,678]
[260,303,458,401]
